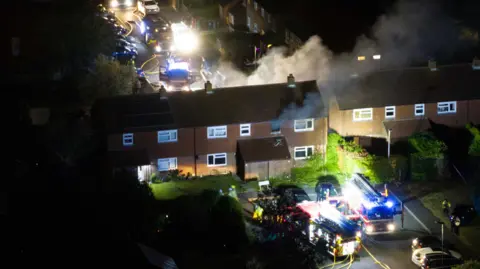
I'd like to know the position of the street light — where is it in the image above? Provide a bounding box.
[435,220,444,264]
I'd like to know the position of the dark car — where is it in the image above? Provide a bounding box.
[450,204,476,227]
[421,253,463,269]
[412,235,454,251]
[273,185,311,206]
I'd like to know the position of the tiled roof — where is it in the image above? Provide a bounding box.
[237,136,291,162]
[336,63,480,110]
[93,80,326,133]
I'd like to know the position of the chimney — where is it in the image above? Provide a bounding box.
[472,57,480,70]
[428,60,437,71]
[204,80,213,94]
[287,74,295,88]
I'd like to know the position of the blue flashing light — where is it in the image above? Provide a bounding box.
[140,22,146,34]
[385,200,394,208]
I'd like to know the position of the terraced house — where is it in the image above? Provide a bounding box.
[93,76,328,181]
[329,60,480,146]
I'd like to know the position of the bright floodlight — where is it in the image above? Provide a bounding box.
[125,0,133,6]
[110,0,119,7]
[168,62,189,71]
[171,22,198,53]
[373,54,381,60]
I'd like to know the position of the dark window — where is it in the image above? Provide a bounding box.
[271,120,281,133]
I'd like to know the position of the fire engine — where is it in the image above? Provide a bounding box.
[341,173,396,235]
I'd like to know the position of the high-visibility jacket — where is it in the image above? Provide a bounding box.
[442,200,451,209]
[253,206,264,220]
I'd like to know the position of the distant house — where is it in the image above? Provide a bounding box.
[93,75,328,181]
[329,60,480,146]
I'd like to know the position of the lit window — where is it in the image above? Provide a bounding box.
[158,130,177,143]
[294,119,314,132]
[228,13,234,25]
[123,133,134,146]
[294,146,314,160]
[253,1,258,10]
[158,158,177,171]
[261,8,265,17]
[247,16,251,28]
[415,104,425,116]
[385,106,395,119]
[253,23,258,33]
[207,153,227,167]
[240,124,251,136]
[437,101,456,114]
[267,13,271,23]
[353,108,373,121]
[207,126,227,138]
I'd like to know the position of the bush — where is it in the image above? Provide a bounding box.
[452,260,480,269]
[466,124,480,156]
[409,132,447,158]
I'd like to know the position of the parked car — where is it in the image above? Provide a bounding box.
[412,247,462,267]
[450,204,476,227]
[273,185,311,206]
[143,0,160,14]
[420,253,463,269]
[411,236,453,251]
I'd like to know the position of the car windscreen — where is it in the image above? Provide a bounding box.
[167,70,189,80]
[144,1,156,5]
[367,206,393,220]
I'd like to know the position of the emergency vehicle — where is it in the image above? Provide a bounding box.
[341,173,396,235]
[141,15,172,52]
[160,60,192,91]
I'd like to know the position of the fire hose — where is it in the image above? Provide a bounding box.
[317,254,352,269]
[361,243,390,269]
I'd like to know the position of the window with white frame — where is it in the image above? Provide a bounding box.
[253,1,258,10]
[158,130,177,143]
[228,13,234,25]
[352,108,373,121]
[267,13,271,23]
[385,106,395,119]
[294,119,314,132]
[123,133,134,146]
[240,124,251,136]
[253,23,258,33]
[437,101,456,114]
[261,8,265,17]
[415,104,425,116]
[247,16,251,28]
[207,153,227,167]
[207,126,227,138]
[294,146,314,160]
[157,158,177,171]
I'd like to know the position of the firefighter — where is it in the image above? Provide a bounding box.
[442,198,451,216]
[315,181,322,202]
[228,185,238,200]
[450,215,460,235]
[253,204,264,222]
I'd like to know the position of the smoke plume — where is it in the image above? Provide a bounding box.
[213,0,469,91]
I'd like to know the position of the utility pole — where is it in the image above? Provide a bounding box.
[387,129,392,159]
[435,221,444,263]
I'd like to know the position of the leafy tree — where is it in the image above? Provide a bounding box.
[466,124,480,156]
[409,131,447,158]
[453,260,480,269]
[80,55,136,105]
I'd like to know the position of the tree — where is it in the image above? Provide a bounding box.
[80,55,136,105]
[466,124,480,156]
[409,131,447,158]
[453,260,480,269]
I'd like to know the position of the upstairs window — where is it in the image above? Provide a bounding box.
[267,13,271,23]
[247,16,251,28]
[271,120,281,134]
[353,108,373,121]
[261,8,265,17]
[437,101,456,114]
[123,133,134,146]
[242,0,246,6]
[385,106,395,119]
[240,124,251,136]
[158,158,177,171]
[294,119,314,132]
[294,146,314,160]
[253,23,258,33]
[208,153,227,167]
[415,104,425,116]
[253,1,258,10]
[158,130,177,143]
[228,13,234,25]
[207,126,227,138]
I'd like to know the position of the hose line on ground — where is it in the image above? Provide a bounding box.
[361,243,390,269]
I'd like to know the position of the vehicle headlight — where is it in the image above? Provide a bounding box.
[167,85,174,91]
[125,0,133,6]
[155,45,162,52]
[366,225,374,233]
[356,231,362,238]
[110,0,119,7]
[387,224,395,231]
[170,45,176,51]
[182,86,190,91]
[413,239,418,246]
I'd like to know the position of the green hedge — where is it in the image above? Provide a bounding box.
[467,123,480,156]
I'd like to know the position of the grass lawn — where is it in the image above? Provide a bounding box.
[151,175,246,200]
[420,184,480,253]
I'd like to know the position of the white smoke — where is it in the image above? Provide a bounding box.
[212,0,467,91]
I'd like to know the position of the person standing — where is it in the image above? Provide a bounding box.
[401,203,405,229]
[442,198,451,216]
[315,182,322,202]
